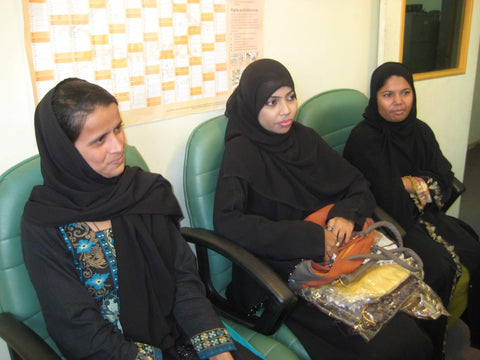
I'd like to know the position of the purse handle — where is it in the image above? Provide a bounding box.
[355,220,403,247]
[345,221,423,274]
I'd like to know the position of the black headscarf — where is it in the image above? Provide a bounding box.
[344,62,453,228]
[364,61,419,168]
[23,79,183,350]
[225,58,295,150]
[221,59,372,221]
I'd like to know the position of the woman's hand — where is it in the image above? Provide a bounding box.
[326,217,354,247]
[402,176,415,194]
[402,176,430,207]
[210,352,234,360]
[324,227,338,262]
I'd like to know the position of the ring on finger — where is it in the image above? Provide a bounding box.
[331,253,337,262]
[335,241,341,248]
[326,226,333,232]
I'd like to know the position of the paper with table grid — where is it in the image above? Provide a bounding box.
[24,0,263,125]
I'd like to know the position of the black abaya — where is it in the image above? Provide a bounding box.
[344,61,480,351]
[214,59,433,360]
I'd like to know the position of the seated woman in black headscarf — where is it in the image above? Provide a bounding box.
[213,58,433,360]
[21,78,264,360]
[344,61,480,351]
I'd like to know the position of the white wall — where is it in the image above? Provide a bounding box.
[1,0,479,358]
[469,45,480,146]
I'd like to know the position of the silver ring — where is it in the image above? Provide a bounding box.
[331,253,337,262]
[335,241,341,248]
[326,226,333,232]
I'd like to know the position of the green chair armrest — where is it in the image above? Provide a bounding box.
[180,227,297,335]
[0,313,60,360]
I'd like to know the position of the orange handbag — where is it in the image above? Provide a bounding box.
[300,204,375,288]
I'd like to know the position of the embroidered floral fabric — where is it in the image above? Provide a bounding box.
[59,222,162,359]
[191,328,234,358]
[408,176,444,211]
[407,178,463,310]
[59,222,235,360]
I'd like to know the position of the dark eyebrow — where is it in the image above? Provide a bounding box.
[382,87,411,93]
[88,134,105,146]
[268,90,295,99]
[88,120,122,145]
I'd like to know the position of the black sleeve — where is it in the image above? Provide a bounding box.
[169,220,237,357]
[21,220,138,360]
[344,128,417,229]
[170,220,225,334]
[413,123,454,208]
[325,157,376,228]
[213,175,325,262]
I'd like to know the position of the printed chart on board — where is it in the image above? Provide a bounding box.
[24,0,263,125]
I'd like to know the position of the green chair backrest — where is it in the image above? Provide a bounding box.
[295,88,368,155]
[0,145,149,358]
[183,115,230,294]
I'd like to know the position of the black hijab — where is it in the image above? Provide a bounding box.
[221,59,371,220]
[345,62,453,228]
[364,61,420,168]
[23,79,183,350]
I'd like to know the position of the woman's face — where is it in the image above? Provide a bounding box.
[74,103,126,178]
[258,86,297,134]
[376,75,413,123]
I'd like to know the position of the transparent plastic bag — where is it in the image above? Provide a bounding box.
[289,225,448,341]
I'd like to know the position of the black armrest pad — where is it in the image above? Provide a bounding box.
[453,176,466,196]
[0,313,60,360]
[442,177,466,212]
[180,227,297,334]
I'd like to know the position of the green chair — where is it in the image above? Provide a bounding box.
[0,145,148,359]
[295,88,469,328]
[182,115,310,360]
[0,144,298,360]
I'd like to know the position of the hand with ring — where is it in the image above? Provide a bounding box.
[326,217,354,247]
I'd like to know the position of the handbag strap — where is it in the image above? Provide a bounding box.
[354,220,403,247]
[345,246,423,273]
[345,221,423,274]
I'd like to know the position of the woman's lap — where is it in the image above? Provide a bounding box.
[403,223,457,306]
[425,212,480,347]
[285,299,433,360]
[425,212,480,273]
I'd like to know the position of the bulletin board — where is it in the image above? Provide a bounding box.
[23,0,263,125]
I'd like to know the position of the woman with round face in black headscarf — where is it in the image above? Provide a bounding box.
[344,61,480,355]
[21,78,264,360]
[214,59,433,360]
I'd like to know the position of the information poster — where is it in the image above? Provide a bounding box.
[23,0,263,125]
